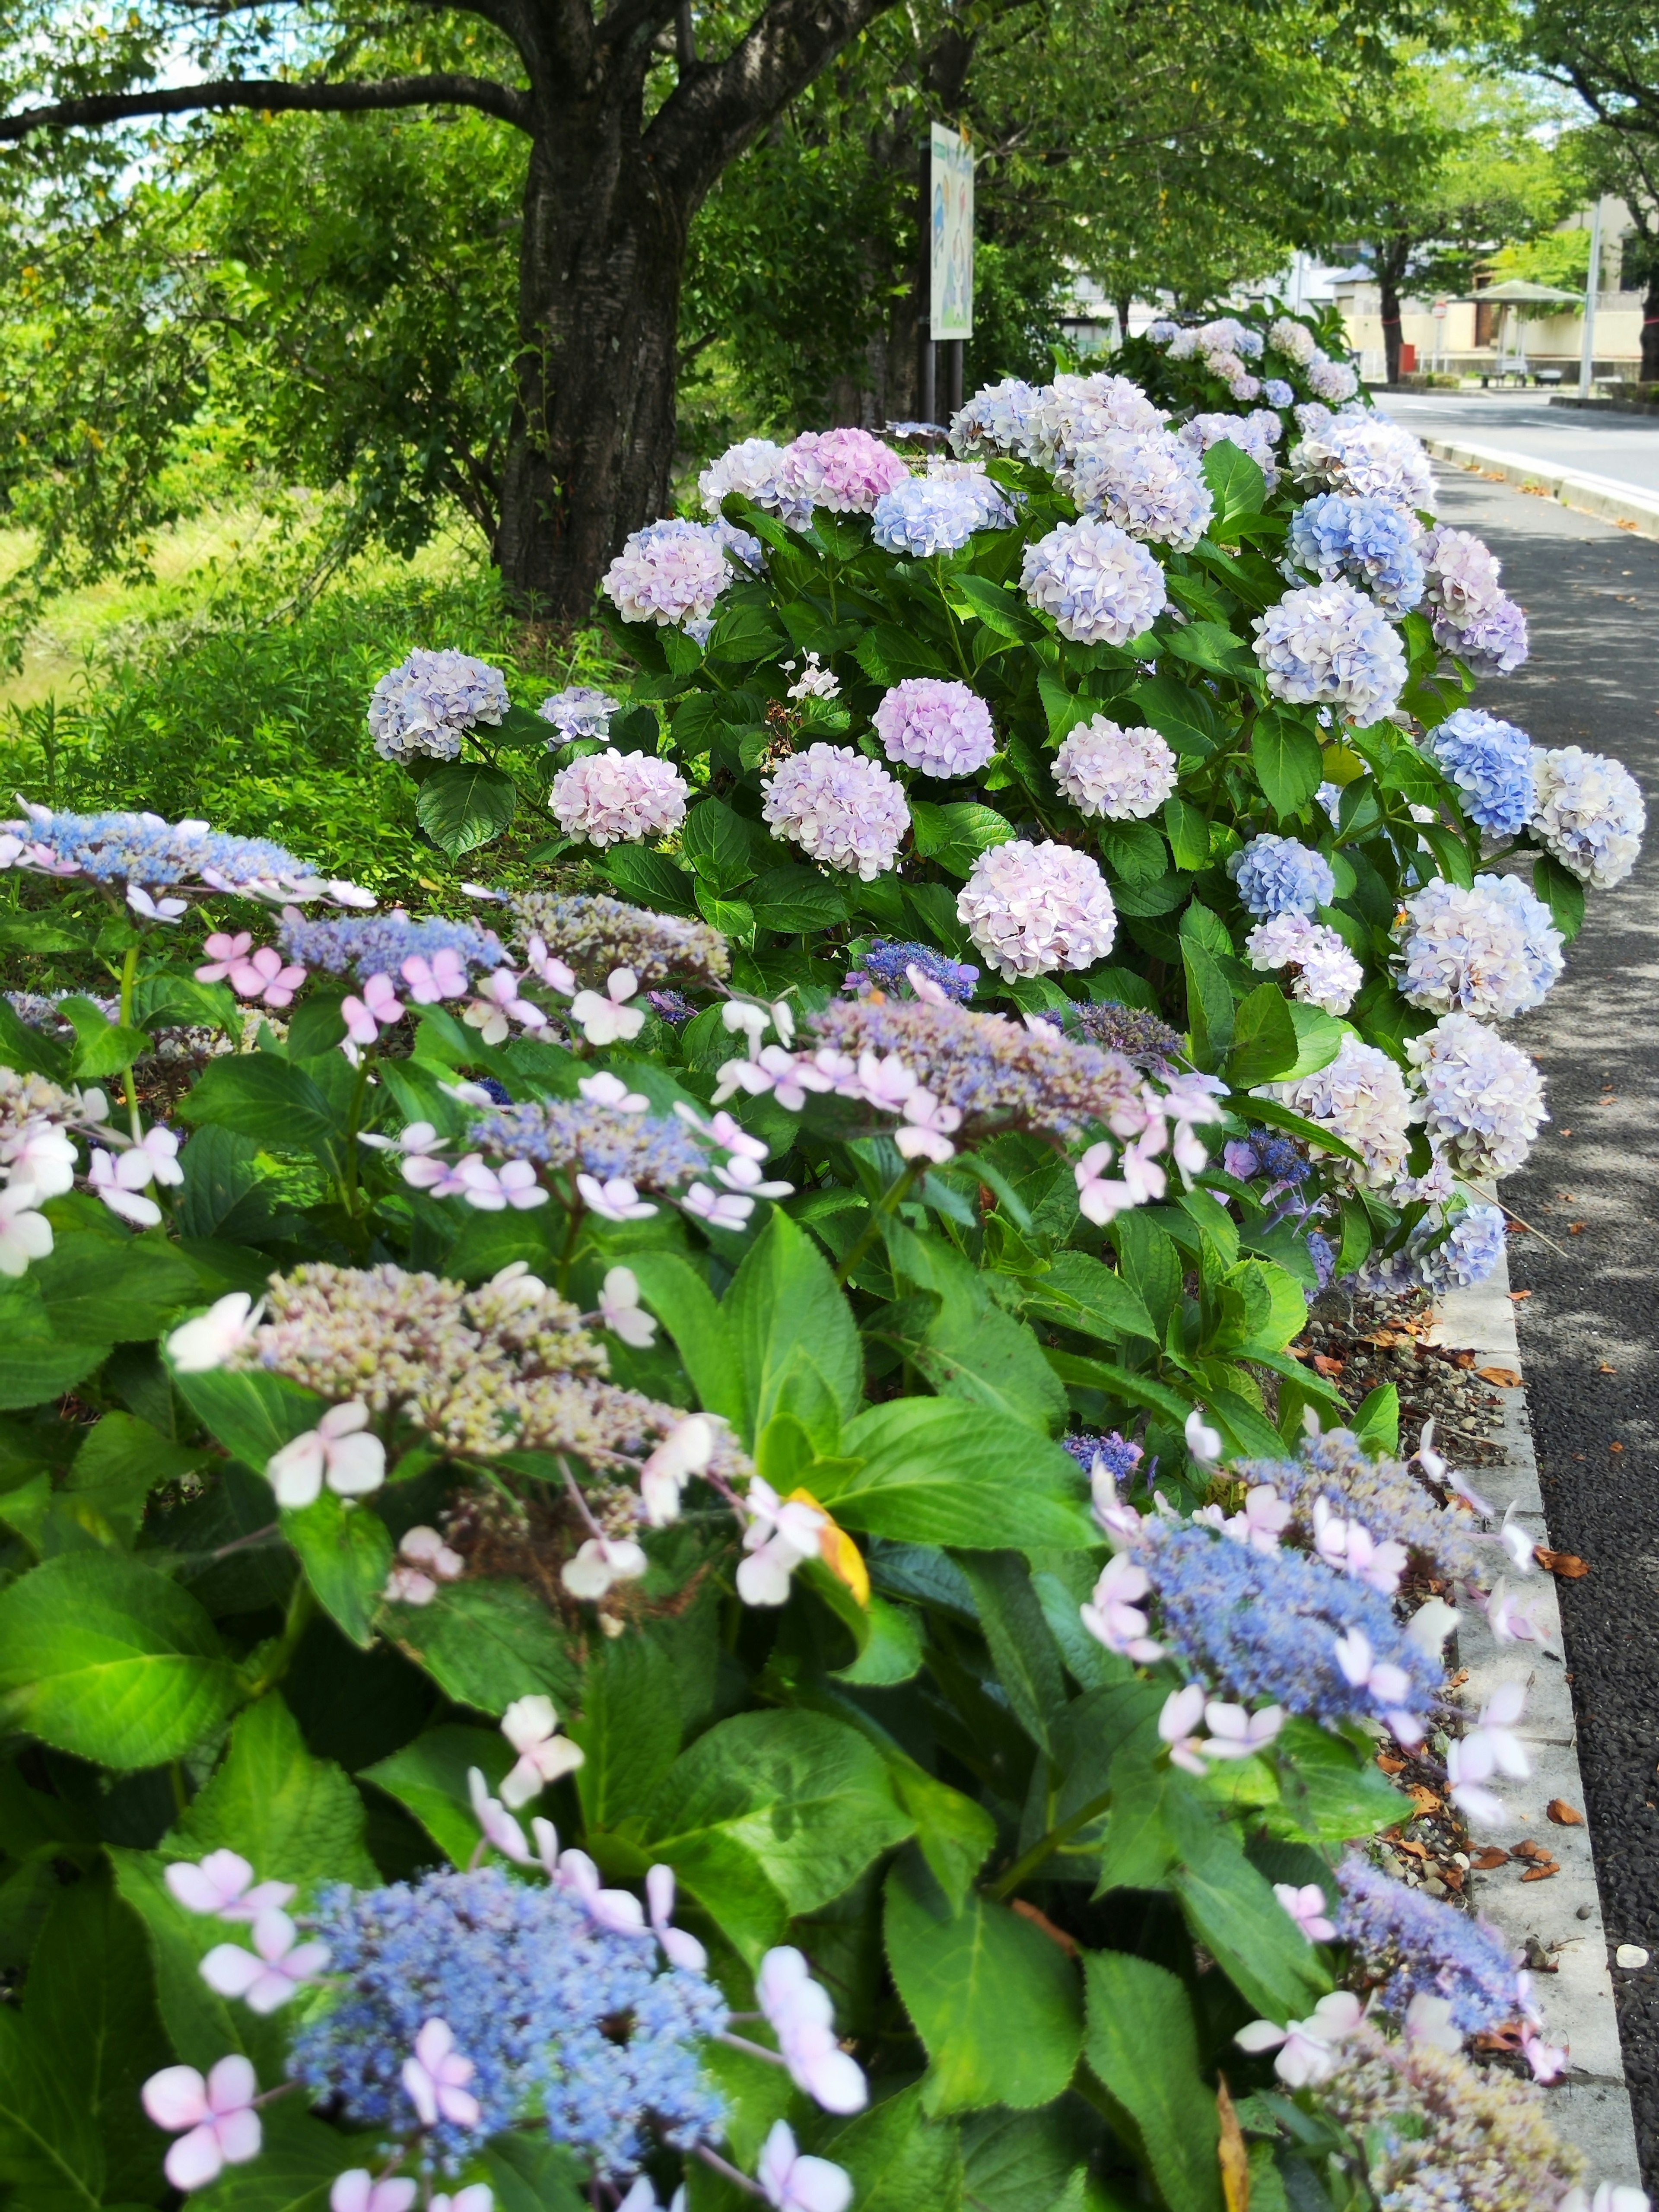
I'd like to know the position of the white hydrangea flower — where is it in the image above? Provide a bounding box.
[551,750,690,849]
[1267,1035,1417,1189]
[1066,429,1214,550]
[1244,912,1364,1016]
[1530,745,1646,889]
[1268,318,1318,365]
[1252,579,1407,724]
[1395,874,1563,1020]
[1026,372,1166,470]
[1053,717,1178,820]
[761,744,909,879]
[1306,355,1360,404]
[1289,416,1436,515]
[699,437,789,515]
[1406,1013,1547,1180]
[1020,517,1167,646]
[957,839,1117,979]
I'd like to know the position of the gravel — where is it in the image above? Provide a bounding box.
[1427,457,1659,2183]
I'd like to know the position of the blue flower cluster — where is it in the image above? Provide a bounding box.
[1070,998,1185,1071]
[1263,378,1295,409]
[1335,1853,1522,2035]
[291,1866,728,2176]
[1421,709,1535,839]
[470,1098,707,1189]
[1137,1520,1444,1726]
[1064,1430,1143,1480]
[1233,1425,1484,1584]
[845,940,979,1002]
[3,807,316,893]
[1230,835,1336,918]
[1412,1200,1508,1295]
[1289,494,1424,613]
[278,910,507,981]
[871,472,1011,556]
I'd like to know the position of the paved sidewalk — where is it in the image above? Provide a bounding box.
[1429,459,1659,2186]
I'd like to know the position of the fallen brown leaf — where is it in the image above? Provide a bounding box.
[1393,1838,1428,1859]
[1471,1848,1512,1869]
[1600,1363,1618,1374]
[1506,1220,1530,1235]
[1521,1866,1560,1882]
[1513,1840,1553,1862]
[1611,1443,1625,1454]
[1011,1899,1079,1955]
[1451,1350,1476,1369]
[1536,1549,1591,1577]
[1547,1799,1585,1826]
[1478,1366,1522,1387]
[1440,1864,1466,1892]
[1312,1354,1344,1376]
[1407,1786,1443,1813]
[1510,1290,1534,1301]
[1217,2081,1250,2212]
[1570,1223,1587,1235]
[1376,1754,1406,1775]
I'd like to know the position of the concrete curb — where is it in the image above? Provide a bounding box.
[1420,434,1659,541]
[1429,1252,1642,2185]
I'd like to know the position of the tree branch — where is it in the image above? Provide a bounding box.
[0,70,533,144]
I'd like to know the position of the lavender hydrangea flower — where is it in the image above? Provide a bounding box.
[873,680,998,779]
[1234,1425,1485,1584]
[1530,745,1646,887]
[1421,709,1534,839]
[1179,411,1281,492]
[1020,517,1167,645]
[1132,1518,1443,1729]
[1412,1199,1509,1293]
[1406,1012,1546,1179]
[1306,353,1361,402]
[512,892,729,987]
[949,377,1046,460]
[368,649,509,763]
[957,839,1118,978]
[699,436,788,515]
[776,429,909,520]
[1230,834,1336,917]
[1070,999,1184,1071]
[1066,430,1215,550]
[1449,592,1529,676]
[1253,579,1408,723]
[1268,318,1318,365]
[603,520,731,629]
[1263,378,1296,408]
[1028,373,1167,469]
[278,909,507,982]
[551,750,690,849]
[1064,1430,1144,1480]
[290,1866,728,2178]
[539,686,621,744]
[871,472,1011,556]
[1269,1035,1418,1189]
[470,1099,708,1190]
[1335,1853,1526,2034]
[1420,526,1503,629]
[1245,912,1363,1015]
[1290,416,1436,514]
[844,940,979,1001]
[1289,494,1424,613]
[761,744,909,879]
[0,806,340,904]
[1053,716,1178,820]
[1395,874,1563,1020]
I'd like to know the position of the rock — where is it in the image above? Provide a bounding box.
[1615,1943,1649,1969]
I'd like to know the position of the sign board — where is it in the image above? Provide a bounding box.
[1432,298,1449,319]
[928,124,974,339]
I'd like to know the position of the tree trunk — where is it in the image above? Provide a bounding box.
[494,122,690,624]
[1642,260,1659,388]
[1378,262,1403,387]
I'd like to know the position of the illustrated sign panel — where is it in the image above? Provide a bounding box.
[929,124,974,340]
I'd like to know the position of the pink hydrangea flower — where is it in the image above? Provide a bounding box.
[762,744,909,879]
[551,749,690,847]
[873,679,997,779]
[775,428,908,520]
[956,839,1117,978]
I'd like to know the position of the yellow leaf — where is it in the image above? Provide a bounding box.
[788,1487,870,1607]
[1217,2080,1250,2212]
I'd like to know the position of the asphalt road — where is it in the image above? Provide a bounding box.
[1386,392,1659,502]
[1433,461,1659,2180]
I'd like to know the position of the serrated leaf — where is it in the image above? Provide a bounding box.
[1225,983,1301,1087]
[361,1723,515,1865]
[819,1401,1093,1552]
[910,801,1015,878]
[1532,852,1586,941]
[1083,1951,1222,2212]
[171,1693,377,1891]
[415,759,518,857]
[1201,439,1268,536]
[1251,715,1324,821]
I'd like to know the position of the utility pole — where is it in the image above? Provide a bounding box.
[1579,199,1604,401]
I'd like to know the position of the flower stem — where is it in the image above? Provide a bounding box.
[246,1575,317,1701]
[986,1786,1114,1901]
[118,941,142,1139]
[834,1157,923,1286]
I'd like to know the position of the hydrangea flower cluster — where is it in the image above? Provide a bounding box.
[1245,912,1363,1014]
[1268,317,1319,365]
[761,744,910,878]
[1419,527,1530,674]
[1234,1424,1487,1586]
[1454,594,1531,677]
[1395,875,1563,1020]
[551,750,690,848]
[1405,1013,1546,1179]
[1289,493,1424,612]
[1263,378,1295,409]
[957,839,1118,977]
[1531,745,1646,888]
[603,521,731,632]
[871,470,1011,556]
[1027,373,1167,469]
[368,650,509,763]
[1053,716,1178,820]
[467,1096,710,1195]
[699,436,788,515]
[873,679,998,779]
[1306,355,1361,404]
[1270,1035,1417,1189]
[1066,429,1214,549]
[1069,999,1185,1071]
[540,686,621,743]
[1420,709,1535,839]
[276,910,506,984]
[1230,835,1336,918]
[844,939,979,1001]
[1020,516,1167,645]
[290,1865,728,2177]
[1406,1200,1510,1295]
[0,804,362,909]
[948,378,1045,459]
[1178,411,1281,491]
[775,429,909,521]
[510,893,730,988]
[1290,416,1437,513]
[1252,578,1407,723]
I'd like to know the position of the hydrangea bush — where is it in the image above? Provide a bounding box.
[0,300,1643,2212]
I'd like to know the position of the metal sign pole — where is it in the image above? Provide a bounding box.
[1579,200,1604,400]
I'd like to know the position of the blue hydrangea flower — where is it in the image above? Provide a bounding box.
[470,1100,707,1189]
[291,1866,728,2177]
[1420,709,1534,839]
[1289,494,1424,613]
[278,910,507,982]
[1253,579,1408,723]
[1264,378,1296,408]
[1335,1853,1523,2035]
[1064,1430,1143,1480]
[872,473,1011,556]
[1230,834,1336,917]
[2,806,322,897]
[1411,1200,1508,1294]
[846,941,979,1002]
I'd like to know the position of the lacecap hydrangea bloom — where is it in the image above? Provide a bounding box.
[539,686,620,744]
[1053,716,1178,820]
[776,428,909,521]
[1531,745,1646,888]
[761,744,909,879]
[1334,1854,1532,2038]
[1066,429,1214,550]
[873,680,997,779]
[1245,912,1363,1015]
[550,750,690,849]
[603,520,731,629]
[844,940,979,1002]
[957,839,1118,979]
[0,807,350,906]
[699,436,788,515]
[1406,1012,1546,1179]
[1230,835,1336,918]
[1252,578,1407,723]
[1020,516,1167,645]
[1421,708,1534,839]
[1269,1034,1417,1188]
[871,471,1011,556]
[278,910,506,983]
[1289,493,1424,613]
[368,649,509,763]
[1290,415,1436,514]
[511,892,729,988]
[1233,1423,1485,1585]
[1306,353,1361,403]
[949,378,1045,461]
[1395,874,1563,1020]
